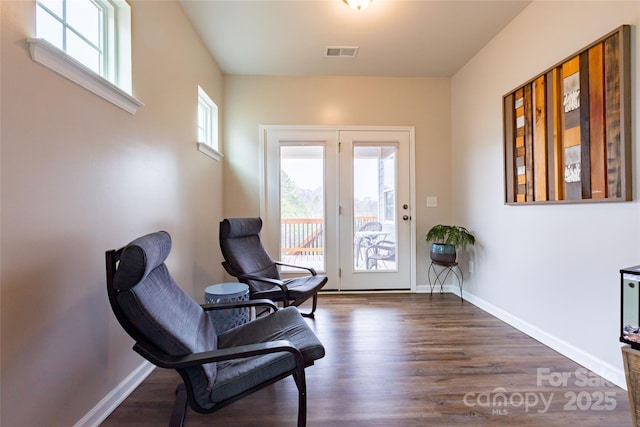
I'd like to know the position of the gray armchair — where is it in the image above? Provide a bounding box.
[219,218,328,317]
[106,231,325,427]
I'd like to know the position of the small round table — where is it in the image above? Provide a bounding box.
[428,260,464,303]
[204,282,250,333]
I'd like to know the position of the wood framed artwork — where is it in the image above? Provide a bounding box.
[503,25,631,205]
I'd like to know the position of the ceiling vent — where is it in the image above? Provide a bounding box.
[325,46,359,58]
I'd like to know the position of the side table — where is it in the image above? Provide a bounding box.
[428,260,464,303]
[204,282,250,333]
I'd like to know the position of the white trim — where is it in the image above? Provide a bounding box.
[260,125,415,132]
[415,283,455,294]
[407,126,416,292]
[73,361,154,427]
[197,141,223,161]
[27,38,143,114]
[259,125,416,292]
[197,86,219,152]
[112,0,133,94]
[416,285,627,390]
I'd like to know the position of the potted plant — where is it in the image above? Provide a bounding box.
[426,224,475,264]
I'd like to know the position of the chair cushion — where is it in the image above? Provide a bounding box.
[253,275,328,301]
[220,217,263,239]
[113,231,172,291]
[113,232,218,408]
[212,307,325,403]
[219,218,281,291]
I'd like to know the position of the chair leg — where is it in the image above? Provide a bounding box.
[299,293,318,318]
[293,370,307,427]
[169,383,188,427]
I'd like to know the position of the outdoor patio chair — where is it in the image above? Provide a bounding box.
[106,230,325,427]
[365,240,396,270]
[355,221,383,266]
[219,217,328,317]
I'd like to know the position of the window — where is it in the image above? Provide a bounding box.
[197,86,221,160]
[36,0,108,76]
[28,0,142,114]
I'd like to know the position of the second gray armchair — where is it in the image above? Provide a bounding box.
[219,217,328,317]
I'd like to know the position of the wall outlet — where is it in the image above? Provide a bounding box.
[426,196,438,207]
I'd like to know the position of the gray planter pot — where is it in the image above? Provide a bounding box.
[430,243,456,264]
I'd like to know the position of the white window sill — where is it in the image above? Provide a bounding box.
[26,38,143,115]
[197,142,223,161]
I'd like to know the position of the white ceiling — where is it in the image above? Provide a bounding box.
[179,0,531,77]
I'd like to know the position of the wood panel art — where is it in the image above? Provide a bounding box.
[503,25,631,205]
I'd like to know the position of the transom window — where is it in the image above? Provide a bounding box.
[32,0,137,111]
[197,86,221,159]
[37,0,111,78]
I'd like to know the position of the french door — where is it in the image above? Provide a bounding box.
[338,130,413,290]
[261,126,414,291]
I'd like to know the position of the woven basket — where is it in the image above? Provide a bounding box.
[622,345,640,426]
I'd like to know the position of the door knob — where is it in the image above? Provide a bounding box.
[403,204,409,209]
[402,215,410,221]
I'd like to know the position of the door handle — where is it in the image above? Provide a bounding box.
[402,215,410,221]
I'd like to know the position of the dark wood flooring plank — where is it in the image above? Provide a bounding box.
[101,293,631,426]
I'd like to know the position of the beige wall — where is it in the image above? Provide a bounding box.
[0,1,225,425]
[223,75,452,286]
[452,1,640,386]
[4,0,636,424]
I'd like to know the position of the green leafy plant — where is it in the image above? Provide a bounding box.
[425,224,475,251]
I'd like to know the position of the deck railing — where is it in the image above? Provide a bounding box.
[281,216,377,255]
[281,218,323,256]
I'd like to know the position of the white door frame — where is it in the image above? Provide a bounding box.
[259,125,416,292]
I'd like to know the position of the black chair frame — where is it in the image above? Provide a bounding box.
[106,247,314,427]
[221,261,319,317]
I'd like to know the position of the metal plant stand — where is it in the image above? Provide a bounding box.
[428,260,464,303]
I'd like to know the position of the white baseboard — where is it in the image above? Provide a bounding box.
[74,361,155,427]
[417,284,627,390]
[415,283,455,294]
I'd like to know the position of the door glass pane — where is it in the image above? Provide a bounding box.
[280,145,325,272]
[353,145,397,271]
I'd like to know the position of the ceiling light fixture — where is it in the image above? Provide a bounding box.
[343,0,371,11]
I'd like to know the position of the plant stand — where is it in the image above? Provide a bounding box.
[428,260,463,303]
[622,345,640,426]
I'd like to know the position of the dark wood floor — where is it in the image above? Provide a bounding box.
[102,293,632,426]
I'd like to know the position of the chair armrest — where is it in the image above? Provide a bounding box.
[236,273,286,287]
[133,339,305,370]
[222,262,290,298]
[223,261,288,286]
[234,273,291,299]
[201,298,278,312]
[222,262,303,296]
[274,261,317,276]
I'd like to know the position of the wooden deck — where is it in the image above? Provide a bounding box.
[101,293,631,426]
